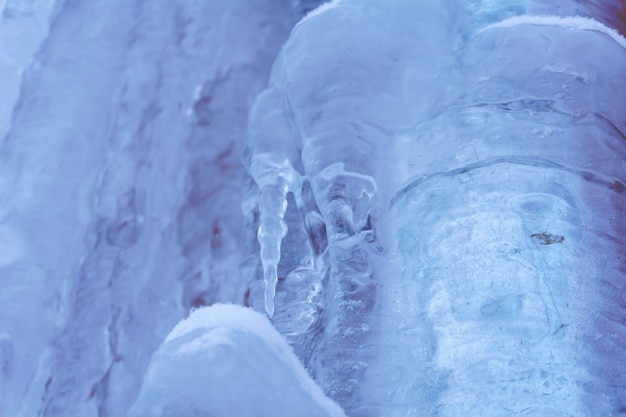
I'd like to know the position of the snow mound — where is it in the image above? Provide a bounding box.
[127,304,346,417]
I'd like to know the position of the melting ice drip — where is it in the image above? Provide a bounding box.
[245,0,626,415]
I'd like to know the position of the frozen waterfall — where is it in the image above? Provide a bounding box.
[0,0,624,416]
[244,0,626,416]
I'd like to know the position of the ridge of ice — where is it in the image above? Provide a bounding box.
[478,14,626,47]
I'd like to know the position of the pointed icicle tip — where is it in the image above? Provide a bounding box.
[263,265,277,318]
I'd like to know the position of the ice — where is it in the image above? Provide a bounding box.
[0,0,289,416]
[297,0,341,25]
[460,0,626,36]
[244,0,626,416]
[479,15,626,46]
[244,0,461,410]
[1,0,625,415]
[247,88,304,317]
[288,0,330,24]
[127,304,347,417]
[0,0,58,140]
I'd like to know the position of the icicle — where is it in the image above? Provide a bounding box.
[251,154,301,317]
[257,181,288,318]
[246,87,303,318]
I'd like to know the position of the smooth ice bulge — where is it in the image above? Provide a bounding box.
[385,13,626,416]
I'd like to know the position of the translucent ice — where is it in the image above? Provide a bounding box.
[244,0,626,415]
[1,0,625,415]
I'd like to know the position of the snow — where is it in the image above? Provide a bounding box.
[128,304,347,417]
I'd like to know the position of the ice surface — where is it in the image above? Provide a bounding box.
[244,5,464,410]
[0,0,289,416]
[244,0,626,416]
[127,304,347,417]
[479,15,626,46]
[0,0,59,139]
[1,0,625,415]
[288,0,329,24]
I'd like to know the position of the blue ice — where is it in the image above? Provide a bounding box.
[0,0,624,416]
[245,0,626,416]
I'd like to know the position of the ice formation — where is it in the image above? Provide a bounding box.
[244,0,626,416]
[0,0,624,416]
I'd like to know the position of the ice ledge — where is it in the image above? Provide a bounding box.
[478,15,626,48]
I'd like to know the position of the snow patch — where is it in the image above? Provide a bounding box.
[130,304,347,417]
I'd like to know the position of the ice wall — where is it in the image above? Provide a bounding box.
[383,15,626,417]
[244,0,626,415]
[1,0,625,415]
[0,1,289,416]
